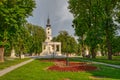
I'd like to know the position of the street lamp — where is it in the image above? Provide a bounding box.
[66,42,69,66]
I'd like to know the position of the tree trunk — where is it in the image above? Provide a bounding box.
[101,45,105,56]
[105,26,112,60]
[19,51,23,59]
[105,5,113,60]
[81,36,85,57]
[106,37,112,60]
[0,46,4,62]
[91,47,96,59]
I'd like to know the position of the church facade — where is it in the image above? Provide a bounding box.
[40,18,61,56]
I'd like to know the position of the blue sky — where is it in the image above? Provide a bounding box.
[27,0,74,37]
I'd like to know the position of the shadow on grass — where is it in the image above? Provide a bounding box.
[88,64,120,80]
[70,57,120,80]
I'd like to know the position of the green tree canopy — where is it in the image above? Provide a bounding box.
[68,0,120,59]
[0,0,35,47]
[53,31,77,54]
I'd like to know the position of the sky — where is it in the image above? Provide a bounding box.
[27,0,74,37]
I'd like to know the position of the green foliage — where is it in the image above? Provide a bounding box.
[53,31,77,54]
[112,36,120,54]
[0,0,36,56]
[25,23,46,54]
[0,0,35,44]
[68,0,120,59]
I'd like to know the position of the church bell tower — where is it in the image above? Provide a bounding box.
[45,17,52,42]
[41,17,61,56]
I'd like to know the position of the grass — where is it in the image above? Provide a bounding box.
[0,59,120,80]
[71,56,120,65]
[0,57,30,70]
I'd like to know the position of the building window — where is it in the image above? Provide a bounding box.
[48,31,49,34]
[48,28,50,30]
[44,46,46,49]
[48,37,49,40]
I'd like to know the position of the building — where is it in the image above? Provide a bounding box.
[40,18,61,56]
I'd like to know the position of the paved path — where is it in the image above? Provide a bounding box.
[0,59,34,77]
[72,58,120,69]
[91,61,120,69]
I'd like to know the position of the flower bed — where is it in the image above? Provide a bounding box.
[42,59,98,72]
[48,65,97,72]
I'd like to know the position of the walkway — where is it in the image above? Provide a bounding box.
[91,61,120,69]
[72,58,120,69]
[0,59,34,77]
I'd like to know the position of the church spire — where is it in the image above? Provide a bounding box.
[46,16,51,27]
[47,17,50,24]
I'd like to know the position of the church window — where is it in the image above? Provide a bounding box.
[44,46,46,49]
[48,28,50,30]
[48,37,49,40]
[48,31,49,34]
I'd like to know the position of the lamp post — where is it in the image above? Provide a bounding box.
[52,51,55,59]
[66,42,69,66]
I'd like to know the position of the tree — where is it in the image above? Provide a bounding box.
[25,23,46,55]
[100,0,120,60]
[112,36,120,55]
[53,31,77,54]
[0,0,35,61]
[53,31,77,66]
[69,0,104,58]
[68,0,120,60]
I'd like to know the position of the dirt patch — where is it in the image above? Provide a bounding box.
[89,76,105,80]
[62,78,71,80]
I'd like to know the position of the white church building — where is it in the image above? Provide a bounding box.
[40,18,61,56]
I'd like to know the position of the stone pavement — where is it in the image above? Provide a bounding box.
[31,55,66,59]
[0,59,34,77]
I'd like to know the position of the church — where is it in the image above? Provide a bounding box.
[40,18,61,56]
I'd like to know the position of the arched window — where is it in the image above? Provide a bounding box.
[48,31,49,34]
[48,28,50,30]
[48,37,49,40]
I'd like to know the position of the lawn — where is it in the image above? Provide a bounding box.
[0,58,30,70]
[0,59,120,80]
[71,56,120,65]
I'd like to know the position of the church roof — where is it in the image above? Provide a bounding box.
[46,17,51,27]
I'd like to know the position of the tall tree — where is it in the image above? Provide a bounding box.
[69,0,104,58]
[68,0,120,60]
[25,23,46,55]
[100,0,120,60]
[53,31,77,54]
[0,0,35,61]
[53,31,77,66]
